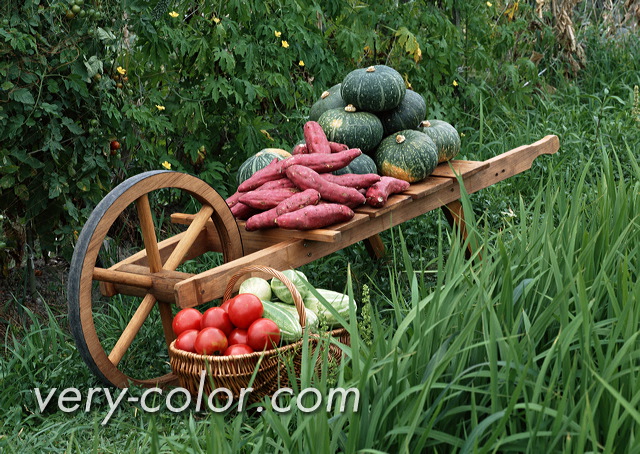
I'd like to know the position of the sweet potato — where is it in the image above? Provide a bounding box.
[294,141,346,154]
[275,204,354,230]
[303,121,331,154]
[275,188,321,216]
[365,176,410,208]
[239,188,299,210]
[245,207,278,231]
[283,148,362,173]
[293,144,308,155]
[286,165,365,208]
[225,190,244,209]
[320,173,381,189]
[255,178,296,191]
[292,143,308,155]
[237,158,285,192]
[329,142,349,153]
[245,189,321,231]
[231,202,259,220]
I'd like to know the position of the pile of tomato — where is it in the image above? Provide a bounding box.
[172,293,281,356]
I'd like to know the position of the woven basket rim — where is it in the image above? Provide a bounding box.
[169,337,309,363]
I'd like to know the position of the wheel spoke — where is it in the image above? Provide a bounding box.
[158,301,176,348]
[135,194,163,273]
[108,293,157,366]
[137,194,176,349]
[163,204,214,271]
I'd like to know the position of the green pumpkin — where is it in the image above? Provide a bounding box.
[309,84,346,121]
[236,149,291,185]
[417,120,461,163]
[341,65,406,112]
[333,153,378,176]
[377,89,426,136]
[374,130,438,183]
[317,105,384,153]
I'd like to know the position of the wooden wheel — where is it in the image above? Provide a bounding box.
[68,170,244,388]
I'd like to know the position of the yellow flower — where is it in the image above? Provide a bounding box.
[162,161,171,170]
[298,60,305,67]
[453,80,459,87]
[460,132,466,137]
[155,104,166,111]
[274,30,282,38]
[169,11,179,18]
[281,40,289,48]
[212,16,220,24]
[116,66,126,75]
[486,1,492,6]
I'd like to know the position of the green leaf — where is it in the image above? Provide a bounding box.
[83,55,103,78]
[96,27,116,41]
[48,173,67,198]
[14,184,29,200]
[1,81,14,91]
[0,174,15,189]
[10,88,35,105]
[12,149,44,169]
[62,117,83,135]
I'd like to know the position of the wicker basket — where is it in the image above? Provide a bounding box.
[169,265,349,402]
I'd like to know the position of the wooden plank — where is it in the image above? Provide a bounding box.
[237,220,342,243]
[431,160,490,179]
[174,135,560,308]
[355,194,413,218]
[404,176,453,200]
[332,213,370,231]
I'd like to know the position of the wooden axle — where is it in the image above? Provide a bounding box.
[95,264,194,303]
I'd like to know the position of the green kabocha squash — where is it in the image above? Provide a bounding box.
[236,148,291,185]
[309,84,346,121]
[417,120,461,163]
[375,130,438,183]
[377,89,427,136]
[341,65,406,112]
[318,105,384,153]
[333,153,378,175]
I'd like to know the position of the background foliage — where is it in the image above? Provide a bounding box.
[1,0,569,273]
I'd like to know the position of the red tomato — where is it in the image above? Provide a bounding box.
[227,293,263,329]
[223,343,254,356]
[227,328,248,345]
[110,140,121,151]
[172,308,202,336]
[174,329,199,353]
[201,307,233,335]
[247,318,281,351]
[194,327,228,355]
[220,300,232,312]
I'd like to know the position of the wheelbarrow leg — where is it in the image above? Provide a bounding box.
[442,200,479,260]
[363,234,385,259]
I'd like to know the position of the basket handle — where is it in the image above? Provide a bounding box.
[222,265,307,330]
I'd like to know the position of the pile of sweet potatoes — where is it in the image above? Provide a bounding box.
[225,121,410,231]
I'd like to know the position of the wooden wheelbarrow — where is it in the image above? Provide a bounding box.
[67,135,559,388]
